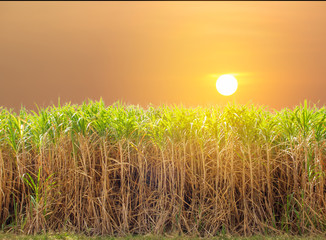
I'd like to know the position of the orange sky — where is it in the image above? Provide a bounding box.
[1,1,326,111]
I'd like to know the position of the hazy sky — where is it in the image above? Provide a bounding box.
[1,1,326,111]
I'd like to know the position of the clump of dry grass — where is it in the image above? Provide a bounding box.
[0,99,326,237]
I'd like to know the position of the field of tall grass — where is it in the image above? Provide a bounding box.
[0,99,326,237]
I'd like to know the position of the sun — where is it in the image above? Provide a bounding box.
[216,74,238,96]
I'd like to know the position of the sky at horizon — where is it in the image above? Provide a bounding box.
[1,1,326,111]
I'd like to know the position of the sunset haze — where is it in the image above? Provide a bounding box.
[1,1,326,110]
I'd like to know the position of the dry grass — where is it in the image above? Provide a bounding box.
[0,233,326,240]
[0,100,326,237]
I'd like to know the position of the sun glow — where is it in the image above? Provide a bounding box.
[216,74,238,96]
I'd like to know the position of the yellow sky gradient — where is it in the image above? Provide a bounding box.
[1,2,326,110]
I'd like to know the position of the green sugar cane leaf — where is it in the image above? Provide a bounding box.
[22,173,36,192]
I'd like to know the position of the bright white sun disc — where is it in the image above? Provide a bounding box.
[216,74,238,96]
